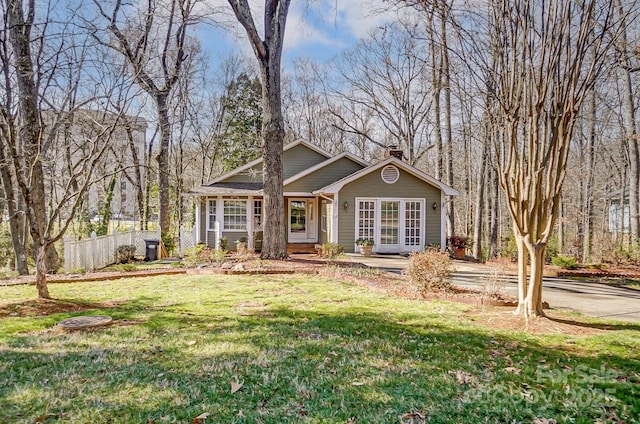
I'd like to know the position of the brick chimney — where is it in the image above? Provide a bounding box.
[386,145,404,160]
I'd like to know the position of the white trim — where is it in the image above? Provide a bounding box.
[332,195,339,243]
[355,197,426,254]
[247,196,254,249]
[287,197,318,243]
[380,165,400,184]
[222,199,248,232]
[206,139,332,185]
[284,191,314,197]
[283,152,369,186]
[195,198,201,243]
[440,193,446,252]
[314,156,460,196]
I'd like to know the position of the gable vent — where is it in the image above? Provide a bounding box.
[381,165,400,184]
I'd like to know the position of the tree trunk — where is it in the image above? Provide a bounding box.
[615,0,640,245]
[582,86,597,262]
[440,1,455,238]
[7,0,59,280]
[0,142,29,274]
[472,137,489,259]
[34,243,50,299]
[260,63,287,259]
[156,92,171,240]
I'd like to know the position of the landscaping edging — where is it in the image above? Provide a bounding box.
[2,269,187,286]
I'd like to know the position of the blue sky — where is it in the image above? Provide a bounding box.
[198,0,395,67]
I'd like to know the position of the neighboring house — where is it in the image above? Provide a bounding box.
[189,140,459,254]
[47,110,147,221]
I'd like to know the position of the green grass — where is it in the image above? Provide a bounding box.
[1,275,639,423]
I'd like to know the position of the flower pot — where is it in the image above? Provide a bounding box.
[453,247,465,260]
[359,245,373,256]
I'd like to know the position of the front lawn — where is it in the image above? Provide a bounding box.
[1,274,639,423]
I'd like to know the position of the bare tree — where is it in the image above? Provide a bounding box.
[226,0,291,259]
[3,0,138,297]
[329,23,433,165]
[0,11,28,274]
[92,0,198,245]
[490,0,613,317]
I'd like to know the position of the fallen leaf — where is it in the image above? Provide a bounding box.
[504,367,521,374]
[532,419,556,424]
[193,412,210,423]
[185,340,197,346]
[231,379,244,393]
[351,381,365,386]
[451,370,476,385]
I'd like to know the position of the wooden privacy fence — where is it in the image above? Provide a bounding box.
[64,226,198,272]
[64,228,159,272]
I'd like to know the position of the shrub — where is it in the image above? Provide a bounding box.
[115,245,136,264]
[405,250,454,295]
[319,243,344,259]
[183,244,227,267]
[551,255,578,270]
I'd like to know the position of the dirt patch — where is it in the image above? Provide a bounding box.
[0,298,126,318]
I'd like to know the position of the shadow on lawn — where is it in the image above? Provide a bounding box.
[1,300,639,423]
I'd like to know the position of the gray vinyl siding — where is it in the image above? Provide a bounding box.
[283,144,329,179]
[285,157,365,193]
[337,169,442,253]
[221,144,329,183]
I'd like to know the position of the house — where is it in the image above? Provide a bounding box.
[47,109,147,222]
[189,140,459,254]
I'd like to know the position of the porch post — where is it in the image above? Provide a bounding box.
[195,197,202,244]
[247,196,254,250]
[332,195,339,244]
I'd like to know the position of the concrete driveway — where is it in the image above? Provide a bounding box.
[348,254,640,323]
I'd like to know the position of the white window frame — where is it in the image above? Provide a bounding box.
[223,199,248,231]
[207,199,217,230]
[355,197,425,252]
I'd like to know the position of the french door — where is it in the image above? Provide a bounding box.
[356,198,424,253]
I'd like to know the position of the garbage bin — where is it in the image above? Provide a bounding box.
[144,239,160,261]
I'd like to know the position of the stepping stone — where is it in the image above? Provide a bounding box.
[59,315,113,330]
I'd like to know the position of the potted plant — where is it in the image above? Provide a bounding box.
[356,238,375,256]
[448,236,468,260]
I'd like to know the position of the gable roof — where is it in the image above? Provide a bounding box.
[282,151,369,187]
[207,139,332,185]
[313,156,460,196]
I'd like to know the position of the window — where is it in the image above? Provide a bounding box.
[208,199,217,230]
[357,200,376,240]
[321,202,327,232]
[224,200,247,230]
[120,180,127,191]
[404,201,421,246]
[253,200,263,228]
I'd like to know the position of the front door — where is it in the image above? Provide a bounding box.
[288,198,317,243]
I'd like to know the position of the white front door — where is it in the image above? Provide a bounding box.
[288,198,317,242]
